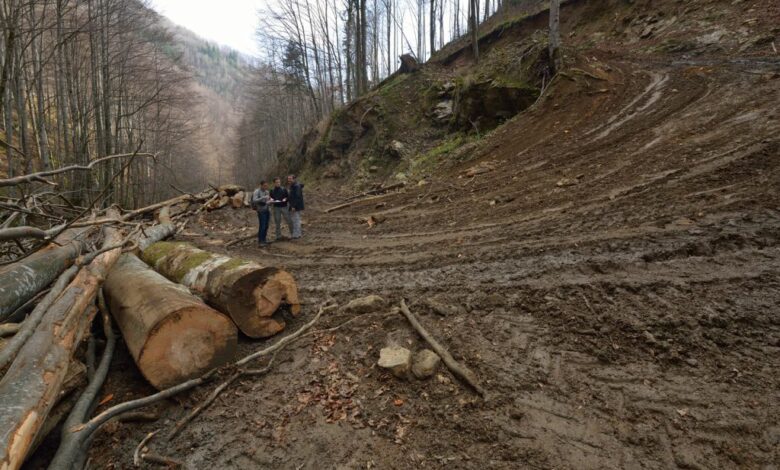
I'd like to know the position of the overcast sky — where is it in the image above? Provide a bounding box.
[150,0,264,56]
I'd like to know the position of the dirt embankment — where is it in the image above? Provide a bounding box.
[79,0,780,468]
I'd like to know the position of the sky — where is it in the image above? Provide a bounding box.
[150,0,265,56]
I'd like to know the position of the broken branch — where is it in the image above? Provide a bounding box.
[0,152,156,188]
[399,299,487,398]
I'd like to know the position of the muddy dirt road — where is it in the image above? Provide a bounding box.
[80,51,780,470]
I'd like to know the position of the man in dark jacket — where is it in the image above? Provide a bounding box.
[270,177,293,240]
[287,174,304,239]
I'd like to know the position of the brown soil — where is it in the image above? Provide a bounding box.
[76,1,780,469]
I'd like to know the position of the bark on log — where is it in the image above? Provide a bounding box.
[141,241,300,338]
[0,222,123,470]
[0,228,91,322]
[104,254,238,389]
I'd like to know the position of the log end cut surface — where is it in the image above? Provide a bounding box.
[228,270,300,338]
[139,307,237,389]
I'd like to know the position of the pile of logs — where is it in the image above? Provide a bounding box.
[0,163,299,469]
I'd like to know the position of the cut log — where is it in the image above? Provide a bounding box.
[0,228,91,322]
[218,184,244,196]
[231,191,245,209]
[141,241,300,338]
[104,254,238,389]
[0,220,123,470]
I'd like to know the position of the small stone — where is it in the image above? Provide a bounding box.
[484,293,506,307]
[643,331,657,344]
[411,349,441,379]
[378,347,412,378]
[685,358,699,367]
[342,295,385,314]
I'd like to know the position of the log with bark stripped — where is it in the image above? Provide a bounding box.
[141,241,300,338]
[104,253,238,389]
[0,220,123,470]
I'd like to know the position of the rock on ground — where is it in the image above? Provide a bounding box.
[412,349,441,379]
[342,295,385,314]
[378,346,412,378]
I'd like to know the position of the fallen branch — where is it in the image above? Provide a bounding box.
[0,224,65,242]
[141,452,184,468]
[399,299,487,398]
[343,182,406,202]
[49,294,118,469]
[0,217,124,470]
[134,431,159,467]
[225,233,255,247]
[0,323,21,337]
[325,192,400,214]
[0,152,156,188]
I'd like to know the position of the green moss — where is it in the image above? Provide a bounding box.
[172,251,213,281]
[410,134,470,174]
[142,241,184,267]
[377,73,409,97]
[220,258,248,272]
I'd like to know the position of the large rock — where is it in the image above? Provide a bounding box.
[453,79,539,131]
[433,100,454,123]
[342,295,385,314]
[378,347,412,378]
[412,349,441,379]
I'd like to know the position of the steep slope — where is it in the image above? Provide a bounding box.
[88,0,779,468]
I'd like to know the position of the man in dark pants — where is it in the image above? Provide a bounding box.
[287,174,304,239]
[251,181,271,246]
[270,177,293,240]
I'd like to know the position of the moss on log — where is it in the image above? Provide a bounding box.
[141,242,300,338]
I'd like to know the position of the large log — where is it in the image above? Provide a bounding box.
[141,241,300,338]
[0,228,91,322]
[0,221,123,470]
[104,254,238,389]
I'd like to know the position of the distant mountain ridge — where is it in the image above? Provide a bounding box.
[147,9,253,104]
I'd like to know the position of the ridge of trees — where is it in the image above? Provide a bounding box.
[236,0,546,187]
[0,0,242,211]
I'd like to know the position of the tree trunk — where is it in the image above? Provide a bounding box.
[0,229,90,322]
[104,254,237,389]
[549,0,561,73]
[0,223,123,470]
[469,0,480,63]
[141,242,301,338]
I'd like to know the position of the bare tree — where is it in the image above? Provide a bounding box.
[549,0,561,72]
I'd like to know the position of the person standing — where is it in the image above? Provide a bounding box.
[251,181,271,246]
[287,174,305,239]
[270,177,293,240]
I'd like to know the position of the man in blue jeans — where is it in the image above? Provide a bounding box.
[251,181,271,246]
[287,174,304,239]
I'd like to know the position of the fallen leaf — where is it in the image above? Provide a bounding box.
[393,399,404,407]
[98,394,114,406]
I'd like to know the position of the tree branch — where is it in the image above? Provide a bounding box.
[0,152,156,188]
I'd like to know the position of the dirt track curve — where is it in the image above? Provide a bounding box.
[82,53,780,469]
